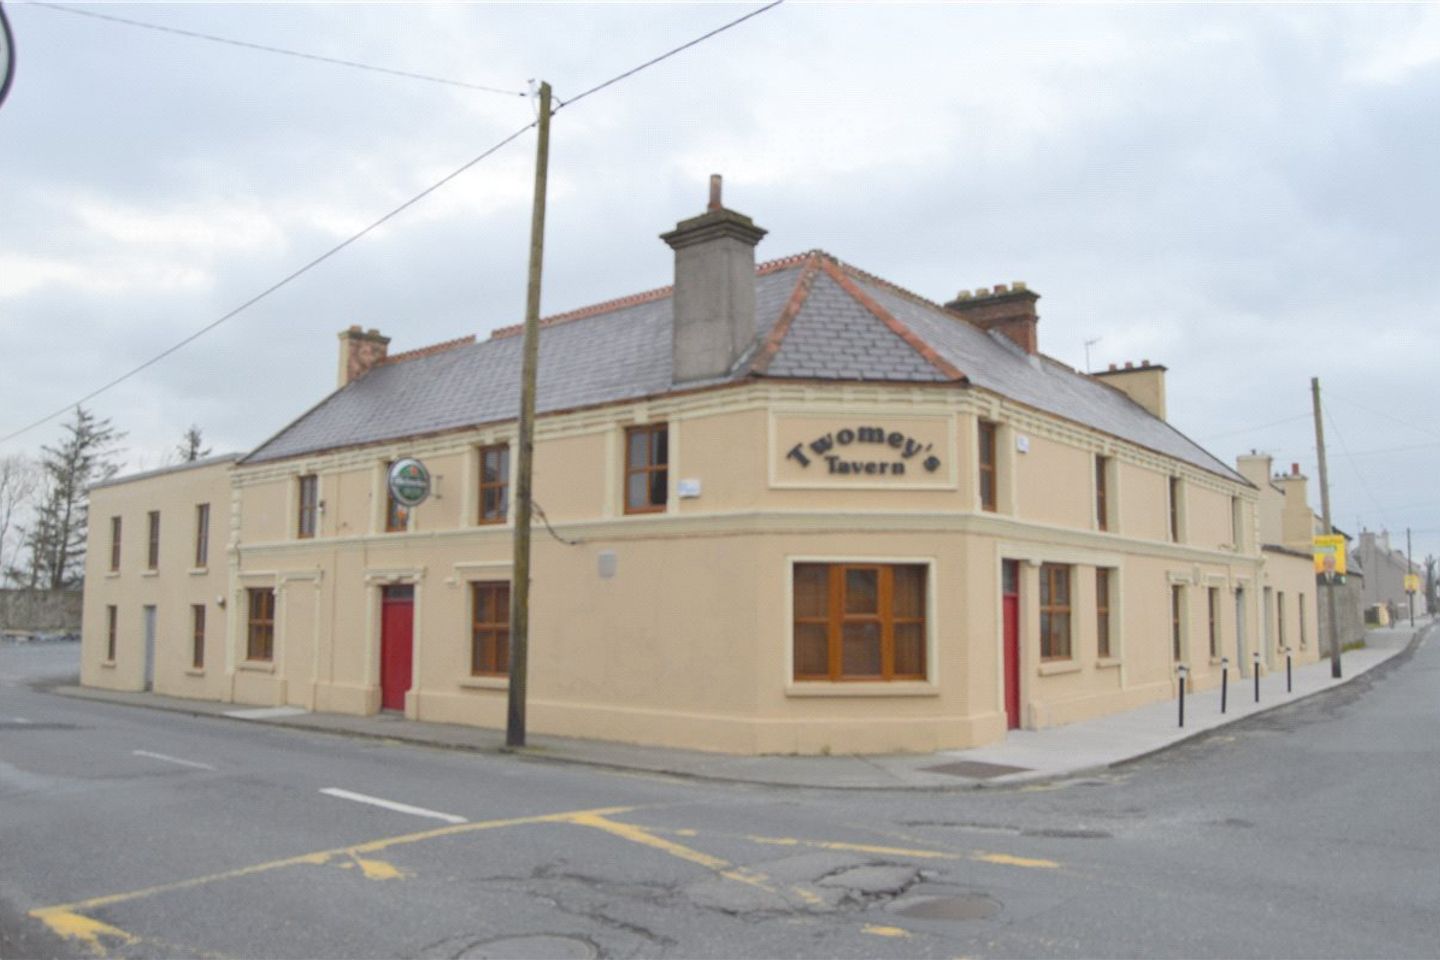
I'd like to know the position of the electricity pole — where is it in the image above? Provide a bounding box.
[508,81,552,749]
[1312,377,1341,679]
[1407,527,1414,627]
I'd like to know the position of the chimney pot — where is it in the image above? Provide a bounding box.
[1109,363,1118,371]
[1292,463,1300,476]
[943,282,1041,354]
[954,290,972,301]
[994,283,1009,294]
[337,326,390,388]
[1142,358,1150,366]
[976,287,991,297]
[1124,361,1133,369]
[708,174,723,212]
[1013,281,1027,291]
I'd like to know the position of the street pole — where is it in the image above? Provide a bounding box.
[1312,377,1342,679]
[507,81,552,749]
[1407,527,1414,627]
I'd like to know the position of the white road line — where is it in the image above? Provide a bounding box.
[133,749,217,771]
[12,717,32,724]
[319,788,468,824]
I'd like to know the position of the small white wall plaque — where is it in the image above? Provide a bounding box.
[677,478,702,498]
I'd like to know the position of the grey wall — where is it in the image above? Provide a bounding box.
[0,589,83,634]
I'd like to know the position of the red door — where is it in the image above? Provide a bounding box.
[1002,560,1021,730]
[380,585,414,711]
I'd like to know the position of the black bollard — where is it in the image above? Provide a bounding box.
[1220,657,1229,714]
[1253,652,1261,704]
[1286,648,1292,693]
[1177,664,1188,728]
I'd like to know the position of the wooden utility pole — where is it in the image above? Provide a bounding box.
[507,81,552,749]
[1407,527,1414,627]
[1312,376,1342,679]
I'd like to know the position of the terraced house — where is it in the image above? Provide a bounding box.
[81,180,1320,755]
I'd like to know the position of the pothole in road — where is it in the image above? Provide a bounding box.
[457,934,597,959]
[890,893,1002,921]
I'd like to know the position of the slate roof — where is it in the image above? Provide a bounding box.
[243,251,1244,484]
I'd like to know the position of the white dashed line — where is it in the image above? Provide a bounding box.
[133,749,217,770]
[320,787,468,824]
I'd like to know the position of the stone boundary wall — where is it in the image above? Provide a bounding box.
[0,589,83,634]
[1318,577,1366,651]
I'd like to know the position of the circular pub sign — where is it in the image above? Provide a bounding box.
[387,458,431,509]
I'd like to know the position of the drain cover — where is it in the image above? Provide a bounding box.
[921,760,1030,779]
[893,894,1001,921]
[459,935,597,959]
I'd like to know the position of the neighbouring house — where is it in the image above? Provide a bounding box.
[81,178,1320,755]
[1354,529,1428,623]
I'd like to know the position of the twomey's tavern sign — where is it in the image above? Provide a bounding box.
[770,413,956,490]
[786,426,941,475]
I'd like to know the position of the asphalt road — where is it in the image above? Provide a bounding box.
[2,629,1436,959]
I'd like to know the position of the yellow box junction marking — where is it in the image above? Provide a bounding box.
[742,832,1060,870]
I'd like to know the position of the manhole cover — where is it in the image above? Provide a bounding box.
[459,935,597,959]
[921,760,1031,779]
[893,894,1001,921]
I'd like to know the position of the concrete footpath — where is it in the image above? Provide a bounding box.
[53,618,1431,791]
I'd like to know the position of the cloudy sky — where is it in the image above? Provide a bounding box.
[2,1,1438,562]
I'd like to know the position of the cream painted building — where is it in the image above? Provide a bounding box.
[81,182,1321,755]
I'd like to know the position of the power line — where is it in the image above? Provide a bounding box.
[0,120,537,448]
[32,2,529,97]
[1327,389,1440,441]
[1198,412,1311,442]
[1325,408,1391,532]
[554,0,785,111]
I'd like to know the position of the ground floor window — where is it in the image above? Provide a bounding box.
[1039,563,1072,660]
[1171,585,1184,661]
[106,605,117,661]
[247,588,275,662]
[471,582,511,676]
[1096,568,1112,659]
[792,562,926,681]
[1208,587,1220,659]
[192,604,206,669]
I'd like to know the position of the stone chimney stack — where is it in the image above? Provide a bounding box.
[944,283,1040,355]
[1273,463,1314,551]
[337,325,390,388]
[661,175,767,383]
[1093,360,1168,421]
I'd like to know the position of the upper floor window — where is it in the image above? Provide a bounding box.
[793,562,926,682]
[624,424,668,514]
[146,511,160,570]
[1208,587,1220,659]
[297,475,318,539]
[1095,455,1110,531]
[1231,496,1243,549]
[978,421,998,512]
[1039,563,1072,660]
[385,463,408,532]
[194,503,210,568]
[109,516,121,572]
[1096,568,1113,659]
[1168,476,1182,542]
[479,444,510,524]
[247,588,275,662]
[470,581,511,676]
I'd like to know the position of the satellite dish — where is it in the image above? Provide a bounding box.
[0,2,14,110]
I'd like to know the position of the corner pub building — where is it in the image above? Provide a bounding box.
[81,179,1320,755]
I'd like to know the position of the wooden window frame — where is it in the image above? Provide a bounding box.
[1171,584,1184,661]
[106,605,117,661]
[146,510,160,570]
[1208,587,1220,659]
[246,587,275,662]
[1095,455,1109,531]
[792,562,927,682]
[191,604,206,669]
[297,475,318,539]
[978,420,998,512]
[1039,563,1072,661]
[110,516,121,572]
[194,503,210,568]
[1096,568,1112,659]
[470,581,511,676]
[478,444,510,525]
[624,424,668,515]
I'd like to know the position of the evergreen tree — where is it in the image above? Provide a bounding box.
[177,424,211,463]
[23,406,123,589]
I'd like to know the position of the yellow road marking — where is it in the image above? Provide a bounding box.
[744,833,1060,869]
[863,924,911,938]
[973,851,1059,869]
[568,813,825,907]
[30,908,137,957]
[349,853,410,881]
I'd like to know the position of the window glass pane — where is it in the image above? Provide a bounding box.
[841,621,882,675]
[794,623,829,676]
[627,473,647,509]
[652,427,668,466]
[1052,614,1071,658]
[627,430,647,468]
[892,565,925,618]
[844,569,878,614]
[1054,567,1069,605]
[893,622,924,676]
[980,472,995,508]
[793,565,829,618]
[1002,560,1017,595]
[648,468,667,506]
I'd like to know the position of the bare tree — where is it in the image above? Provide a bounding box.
[176,424,211,463]
[21,406,123,589]
[0,453,39,584]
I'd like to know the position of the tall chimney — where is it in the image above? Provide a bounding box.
[661,175,767,383]
[1092,360,1168,421]
[944,282,1040,354]
[337,325,390,388]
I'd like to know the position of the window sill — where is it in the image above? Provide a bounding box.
[459,676,508,691]
[237,660,275,673]
[141,570,159,578]
[1037,660,1082,676]
[100,659,116,669]
[185,668,205,677]
[785,682,938,698]
[1095,658,1121,670]
[189,567,208,577]
[105,571,120,579]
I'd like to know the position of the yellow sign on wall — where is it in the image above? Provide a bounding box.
[1405,573,1420,594]
[1313,534,1347,577]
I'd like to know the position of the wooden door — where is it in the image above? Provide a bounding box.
[1002,560,1021,730]
[380,586,414,711]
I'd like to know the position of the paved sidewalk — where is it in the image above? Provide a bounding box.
[52,618,1430,791]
